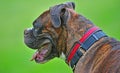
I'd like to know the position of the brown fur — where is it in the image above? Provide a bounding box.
[75,38,120,73]
[38,8,120,73]
[24,2,120,73]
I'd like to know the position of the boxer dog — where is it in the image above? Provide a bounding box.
[24,2,120,73]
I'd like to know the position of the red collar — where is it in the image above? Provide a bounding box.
[67,26,100,62]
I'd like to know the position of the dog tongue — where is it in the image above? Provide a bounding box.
[31,49,48,62]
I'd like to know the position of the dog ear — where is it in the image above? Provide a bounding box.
[50,5,65,28]
[50,2,75,28]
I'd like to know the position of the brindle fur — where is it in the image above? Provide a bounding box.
[24,2,120,73]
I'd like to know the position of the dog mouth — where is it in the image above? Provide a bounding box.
[31,40,52,63]
[30,33,56,63]
[24,28,58,63]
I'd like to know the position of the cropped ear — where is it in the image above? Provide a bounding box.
[50,2,75,28]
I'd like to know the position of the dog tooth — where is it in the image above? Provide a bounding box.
[30,51,39,61]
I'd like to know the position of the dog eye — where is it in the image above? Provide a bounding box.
[33,28,42,37]
[36,28,42,34]
[34,28,39,33]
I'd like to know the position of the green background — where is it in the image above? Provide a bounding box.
[0,0,120,73]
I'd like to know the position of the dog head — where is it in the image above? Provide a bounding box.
[24,2,82,63]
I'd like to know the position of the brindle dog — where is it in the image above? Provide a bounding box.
[24,2,120,73]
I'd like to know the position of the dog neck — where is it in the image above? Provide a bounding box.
[62,14,94,68]
[60,14,107,70]
[65,14,94,56]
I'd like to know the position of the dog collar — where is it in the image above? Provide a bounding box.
[67,26,107,69]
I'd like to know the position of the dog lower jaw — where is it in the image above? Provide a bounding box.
[31,43,53,63]
[34,49,49,63]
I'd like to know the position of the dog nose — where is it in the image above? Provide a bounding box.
[24,28,32,35]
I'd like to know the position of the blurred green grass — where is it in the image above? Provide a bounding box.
[0,0,120,73]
